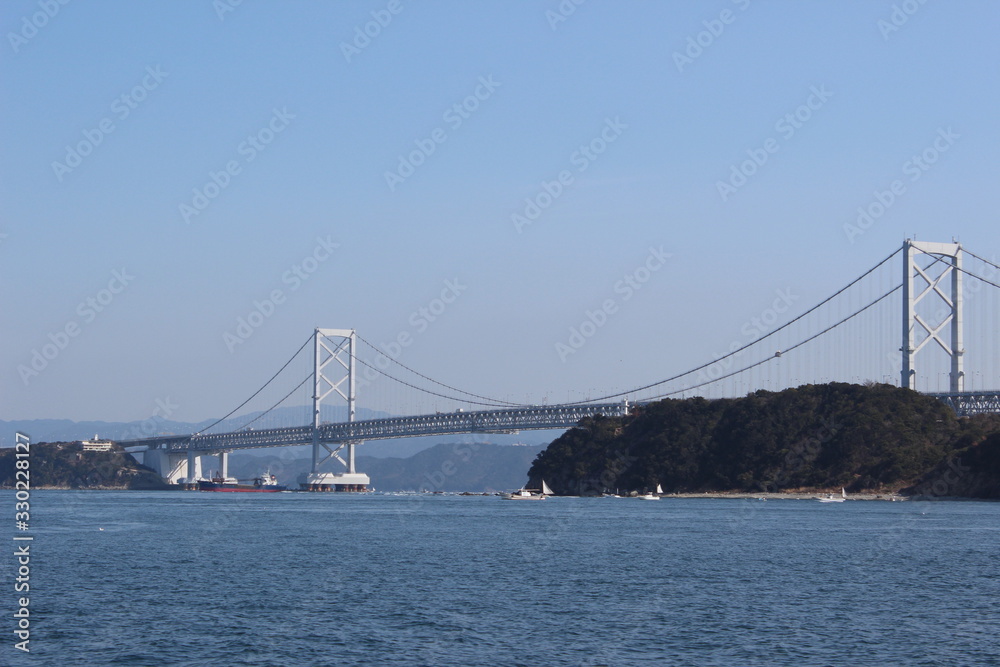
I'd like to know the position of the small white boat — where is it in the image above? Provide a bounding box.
[817,487,847,503]
[638,483,663,500]
[502,489,544,500]
[501,480,551,500]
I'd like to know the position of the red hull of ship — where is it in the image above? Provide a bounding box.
[197,481,287,492]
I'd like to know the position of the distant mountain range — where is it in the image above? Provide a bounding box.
[0,405,373,447]
[2,406,563,461]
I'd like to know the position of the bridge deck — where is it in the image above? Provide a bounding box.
[117,403,629,453]
[926,392,1000,416]
[117,392,1000,453]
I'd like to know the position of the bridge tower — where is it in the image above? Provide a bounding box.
[901,239,964,392]
[303,328,370,491]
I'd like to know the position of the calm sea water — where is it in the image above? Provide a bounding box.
[4,491,998,666]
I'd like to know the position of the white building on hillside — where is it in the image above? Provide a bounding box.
[81,435,114,452]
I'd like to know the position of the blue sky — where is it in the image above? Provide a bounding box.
[3,0,999,423]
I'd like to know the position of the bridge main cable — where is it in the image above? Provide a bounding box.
[353,332,531,407]
[195,333,313,435]
[644,283,903,401]
[963,247,1000,275]
[561,245,903,406]
[235,373,314,432]
[950,248,1000,291]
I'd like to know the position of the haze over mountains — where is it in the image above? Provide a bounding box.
[1,405,378,447]
[1,405,562,455]
[2,405,559,490]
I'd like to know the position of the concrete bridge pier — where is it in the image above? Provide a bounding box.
[217,451,229,480]
[142,449,194,485]
[186,451,203,485]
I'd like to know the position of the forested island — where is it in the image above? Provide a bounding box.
[528,383,1000,498]
[0,441,168,490]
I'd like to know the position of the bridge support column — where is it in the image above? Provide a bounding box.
[218,451,229,481]
[186,451,202,484]
[305,328,370,491]
[901,239,964,391]
[142,449,190,485]
[950,247,964,393]
[311,329,358,471]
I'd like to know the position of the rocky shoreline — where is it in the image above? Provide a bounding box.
[585,491,997,501]
[660,491,901,500]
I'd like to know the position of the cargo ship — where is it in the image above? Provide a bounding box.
[198,471,287,492]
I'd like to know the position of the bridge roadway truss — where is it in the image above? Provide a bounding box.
[119,403,630,455]
[928,392,1000,416]
[121,391,1000,456]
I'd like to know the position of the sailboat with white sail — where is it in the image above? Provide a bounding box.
[501,480,552,500]
[817,487,847,503]
[639,484,662,501]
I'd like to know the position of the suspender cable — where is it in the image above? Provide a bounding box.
[195,334,313,435]
[562,247,903,406]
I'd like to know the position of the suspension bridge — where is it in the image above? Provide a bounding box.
[118,239,1000,489]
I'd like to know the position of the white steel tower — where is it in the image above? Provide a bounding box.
[901,239,964,392]
[305,328,369,491]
